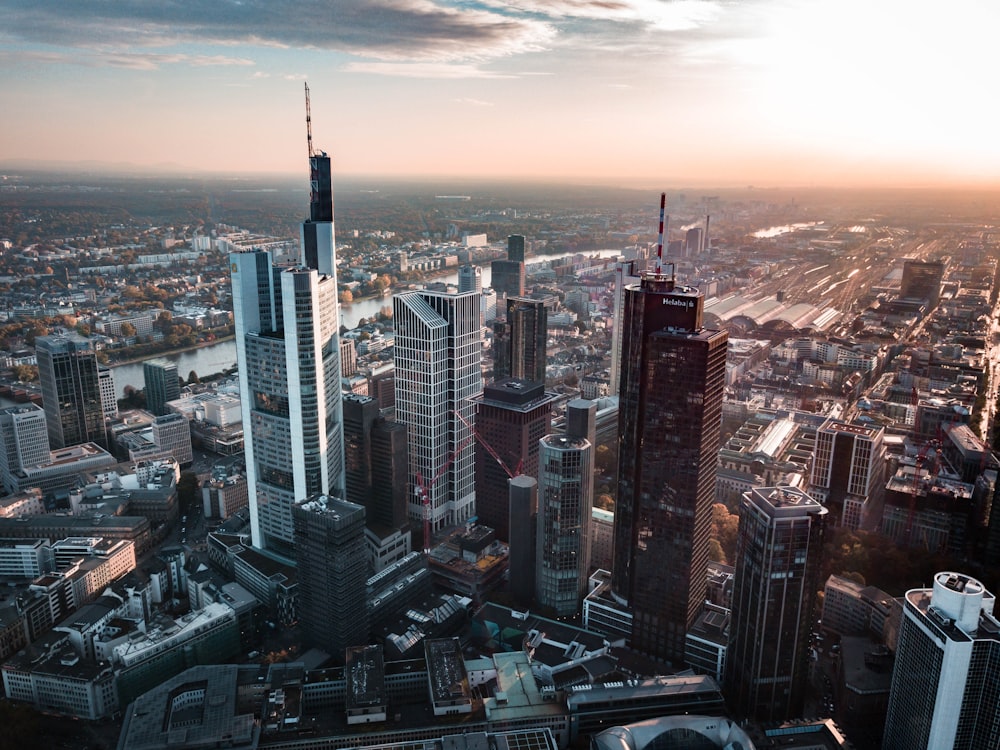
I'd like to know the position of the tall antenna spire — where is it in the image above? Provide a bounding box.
[305,81,314,158]
[655,191,666,275]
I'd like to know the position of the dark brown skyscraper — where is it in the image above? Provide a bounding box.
[472,379,555,540]
[611,268,727,663]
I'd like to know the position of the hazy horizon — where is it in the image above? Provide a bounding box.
[3,0,997,191]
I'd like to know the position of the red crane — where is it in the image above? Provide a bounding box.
[453,409,522,479]
[415,425,477,553]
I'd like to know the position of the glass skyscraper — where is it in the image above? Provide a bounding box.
[230,146,345,557]
[611,268,727,663]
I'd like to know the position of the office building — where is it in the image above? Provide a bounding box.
[472,379,555,540]
[810,419,885,529]
[493,297,547,384]
[491,235,526,305]
[611,264,727,663]
[150,413,193,466]
[342,394,410,570]
[292,494,369,660]
[725,486,828,723]
[394,289,481,538]
[0,404,50,494]
[609,260,643,396]
[883,571,1000,749]
[508,475,538,604]
[507,234,526,262]
[900,259,944,309]
[36,333,109,450]
[98,367,117,420]
[143,359,179,416]
[230,135,345,557]
[340,337,358,377]
[458,264,482,294]
[536,400,595,617]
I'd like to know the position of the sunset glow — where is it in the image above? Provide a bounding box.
[1,0,997,187]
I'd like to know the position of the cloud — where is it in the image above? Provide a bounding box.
[484,0,723,30]
[344,61,517,79]
[1,0,555,63]
[0,48,254,70]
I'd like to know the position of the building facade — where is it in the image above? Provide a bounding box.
[36,333,109,450]
[292,494,369,660]
[143,359,180,416]
[394,289,482,540]
[0,404,50,494]
[611,268,728,663]
[493,297,547,384]
[230,146,345,557]
[725,486,827,723]
[472,379,555,540]
[809,419,885,530]
[536,400,595,617]
[883,571,1000,749]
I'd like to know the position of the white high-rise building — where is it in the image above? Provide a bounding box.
[230,143,344,558]
[883,571,1000,749]
[0,404,50,495]
[394,289,482,540]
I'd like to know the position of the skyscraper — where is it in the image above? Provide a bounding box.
[471,378,555,540]
[609,260,643,396]
[507,234,526,262]
[883,571,1000,749]
[611,265,728,663]
[36,333,109,450]
[458,264,482,294]
[0,404,49,495]
[493,297,547,384]
[725,486,828,723]
[810,419,885,530]
[491,235,526,305]
[292,494,369,660]
[536,399,595,617]
[901,259,944,309]
[230,117,345,557]
[394,289,482,539]
[342,393,410,571]
[143,359,180,416]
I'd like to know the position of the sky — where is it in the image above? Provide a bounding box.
[1,0,998,188]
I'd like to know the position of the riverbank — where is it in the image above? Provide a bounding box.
[106,334,236,368]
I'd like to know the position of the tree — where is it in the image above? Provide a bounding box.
[11,364,37,382]
[187,370,200,384]
[710,503,740,564]
[339,289,354,304]
[707,539,726,564]
[119,322,137,337]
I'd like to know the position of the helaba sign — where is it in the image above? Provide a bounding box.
[663,297,695,308]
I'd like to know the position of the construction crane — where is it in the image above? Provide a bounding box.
[453,409,522,479]
[414,428,477,554]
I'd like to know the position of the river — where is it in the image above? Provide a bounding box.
[112,247,626,394]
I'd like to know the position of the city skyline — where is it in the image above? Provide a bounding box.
[2,1,998,188]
